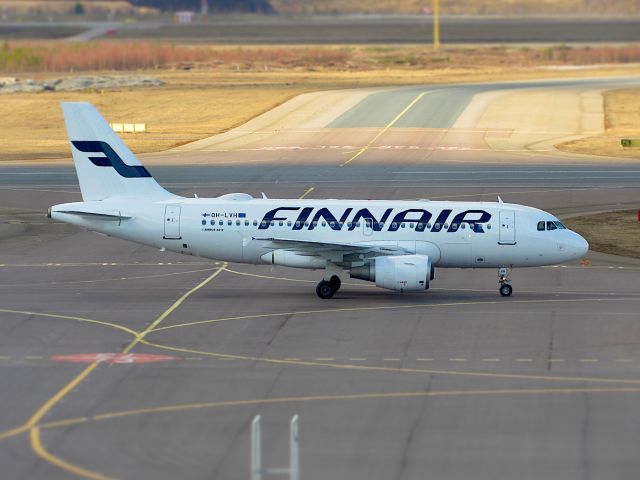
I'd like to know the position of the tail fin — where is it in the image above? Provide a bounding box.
[61,102,174,201]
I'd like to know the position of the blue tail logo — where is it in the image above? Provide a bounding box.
[71,141,151,178]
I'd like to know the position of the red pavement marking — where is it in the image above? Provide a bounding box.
[49,353,178,364]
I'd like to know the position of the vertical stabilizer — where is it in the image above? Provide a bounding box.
[61,102,174,201]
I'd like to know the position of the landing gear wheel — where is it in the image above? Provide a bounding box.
[500,284,513,297]
[316,280,335,299]
[329,275,341,292]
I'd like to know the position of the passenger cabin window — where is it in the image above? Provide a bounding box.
[537,221,545,231]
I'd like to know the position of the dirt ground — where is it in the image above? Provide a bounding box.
[564,210,640,259]
[270,0,640,15]
[3,65,640,162]
[556,88,640,160]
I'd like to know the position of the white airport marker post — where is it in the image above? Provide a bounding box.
[251,414,300,480]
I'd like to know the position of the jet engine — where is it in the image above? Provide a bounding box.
[350,254,431,292]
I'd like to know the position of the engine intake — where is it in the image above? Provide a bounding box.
[350,254,431,292]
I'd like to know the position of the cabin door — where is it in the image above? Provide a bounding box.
[164,205,181,239]
[498,210,516,245]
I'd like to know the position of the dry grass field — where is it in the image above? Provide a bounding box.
[0,0,155,15]
[564,210,640,259]
[2,42,640,162]
[3,42,640,74]
[3,64,640,162]
[271,0,640,15]
[557,88,640,160]
[2,0,638,16]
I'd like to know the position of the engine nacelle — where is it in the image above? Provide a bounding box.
[350,254,431,292]
[261,250,326,269]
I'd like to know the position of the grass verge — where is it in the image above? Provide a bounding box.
[2,43,640,162]
[564,210,640,259]
[557,88,640,159]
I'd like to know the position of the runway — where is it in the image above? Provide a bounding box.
[1,76,640,479]
[3,16,640,43]
[115,16,640,44]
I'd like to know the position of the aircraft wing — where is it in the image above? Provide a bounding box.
[252,236,410,258]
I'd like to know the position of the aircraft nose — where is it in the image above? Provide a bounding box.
[568,232,589,259]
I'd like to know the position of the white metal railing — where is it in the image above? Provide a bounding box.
[251,415,299,480]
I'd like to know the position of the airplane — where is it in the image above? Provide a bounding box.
[48,102,589,299]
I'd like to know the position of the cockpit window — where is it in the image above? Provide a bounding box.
[537,221,545,231]
[554,221,566,229]
[546,221,557,231]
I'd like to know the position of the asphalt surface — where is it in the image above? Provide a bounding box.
[114,16,640,44]
[1,77,640,479]
[3,16,640,43]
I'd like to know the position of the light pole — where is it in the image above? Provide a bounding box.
[433,0,440,50]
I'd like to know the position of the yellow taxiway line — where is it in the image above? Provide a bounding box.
[0,264,227,479]
[120,264,227,355]
[340,91,428,166]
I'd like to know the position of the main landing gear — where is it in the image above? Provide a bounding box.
[498,266,513,297]
[316,275,341,299]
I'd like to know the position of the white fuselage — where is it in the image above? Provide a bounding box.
[50,195,589,269]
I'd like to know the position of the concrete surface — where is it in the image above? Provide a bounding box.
[1,76,640,480]
[3,16,640,44]
[159,76,640,166]
[110,16,640,44]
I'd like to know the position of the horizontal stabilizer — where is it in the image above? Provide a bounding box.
[53,210,131,221]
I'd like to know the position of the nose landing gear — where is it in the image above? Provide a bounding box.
[498,266,513,297]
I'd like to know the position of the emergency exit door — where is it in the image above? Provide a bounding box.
[498,210,516,245]
[164,205,181,239]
